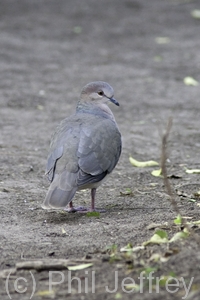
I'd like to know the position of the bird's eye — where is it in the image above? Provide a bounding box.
[98,91,104,96]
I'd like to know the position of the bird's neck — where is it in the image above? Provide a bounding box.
[76,101,116,122]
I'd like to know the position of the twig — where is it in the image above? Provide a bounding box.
[160,118,180,214]
[160,117,200,243]
[16,259,97,271]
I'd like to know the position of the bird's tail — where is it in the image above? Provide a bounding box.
[42,172,77,209]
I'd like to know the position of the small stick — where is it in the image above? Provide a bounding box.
[160,118,200,243]
[160,118,191,233]
[160,118,180,215]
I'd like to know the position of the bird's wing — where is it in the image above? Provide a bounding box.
[76,116,121,187]
[43,117,81,209]
[45,117,80,181]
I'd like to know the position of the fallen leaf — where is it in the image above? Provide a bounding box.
[169,231,189,242]
[191,10,200,19]
[187,220,200,226]
[67,263,93,271]
[86,211,100,217]
[174,214,182,225]
[115,293,123,299]
[123,283,140,292]
[39,90,46,96]
[129,156,159,168]
[120,188,133,196]
[155,37,170,44]
[151,168,163,177]
[143,229,168,245]
[73,26,82,34]
[37,105,44,110]
[193,191,200,198]
[120,245,145,252]
[154,55,163,62]
[61,228,66,234]
[36,290,55,297]
[146,222,169,230]
[156,275,175,287]
[183,77,199,86]
[185,168,200,174]
[187,198,196,203]
[142,266,158,275]
[120,243,132,251]
[149,253,170,263]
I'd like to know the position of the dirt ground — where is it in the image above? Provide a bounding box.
[1,0,200,299]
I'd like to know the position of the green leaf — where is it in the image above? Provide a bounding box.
[86,211,100,217]
[106,244,118,254]
[123,242,133,249]
[174,214,182,225]
[158,275,174,287]
[156,229,168,239]
[151,168,163,177]
[36,290,55,297]
[143,229,169,246]
[129,156,159,168]
[142,267,158,275]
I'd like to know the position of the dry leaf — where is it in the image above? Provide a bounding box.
[67,263,93,271]
[169,231,189,242]
[61,228,66,234]
[120,246,144,252]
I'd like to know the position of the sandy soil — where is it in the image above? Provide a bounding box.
[0,0,200,299]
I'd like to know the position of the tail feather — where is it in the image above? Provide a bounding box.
[42,172,77,209]
[42,186,77,209]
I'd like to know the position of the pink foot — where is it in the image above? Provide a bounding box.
[65,189,106,213]
[65,206,88,213]
[65,206,106,213]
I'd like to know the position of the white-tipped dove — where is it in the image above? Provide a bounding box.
[42,81,121,212]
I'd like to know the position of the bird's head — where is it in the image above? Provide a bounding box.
[80,81,119,107]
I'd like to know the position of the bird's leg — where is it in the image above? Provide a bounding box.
[65,188,105,213]
[65,201,76,213]
[90,188,106,212]
[91,188,96,210]
[65,201,87,213]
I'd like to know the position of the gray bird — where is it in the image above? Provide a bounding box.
[42,81,121,212]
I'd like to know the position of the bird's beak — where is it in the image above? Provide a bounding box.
[108,96,120,106]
